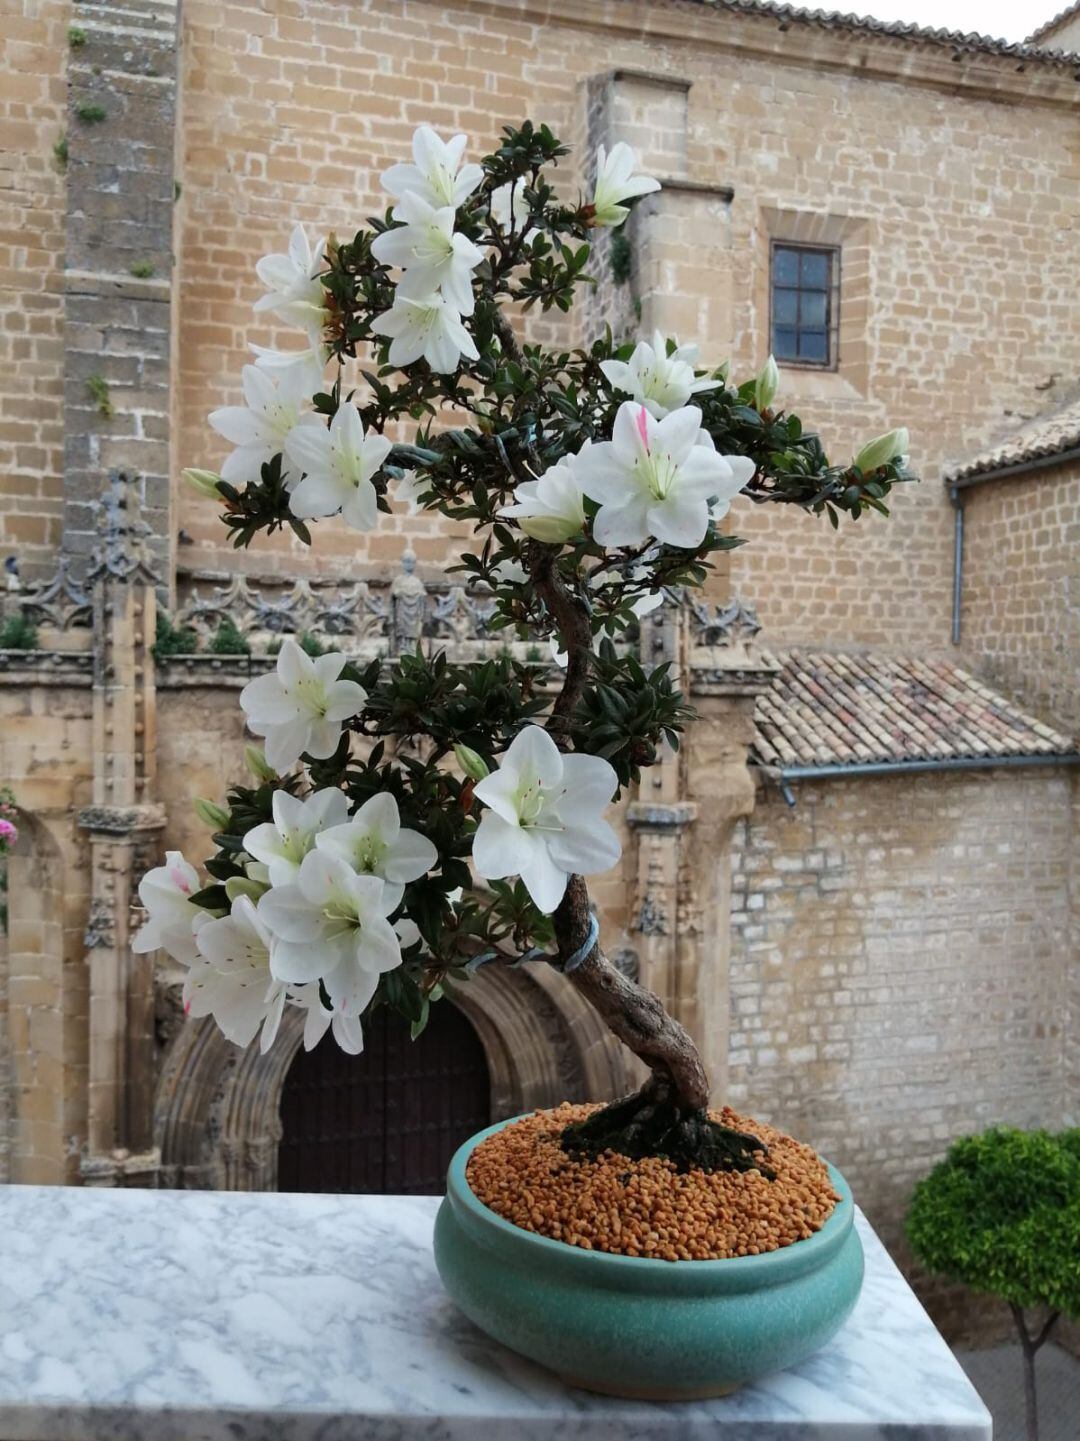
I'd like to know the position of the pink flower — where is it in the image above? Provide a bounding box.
[0,818,18,847]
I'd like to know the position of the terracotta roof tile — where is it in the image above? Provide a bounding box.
[701,1,1080,64]
[945,391,1080,482]
[1028,1,1080,44]
[750,651,1077,771]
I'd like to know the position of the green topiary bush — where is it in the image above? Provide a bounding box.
[151,610,197,661]
[267,631,325,657]
[907,1127,1080,1441]
[208,616,251,656]
[0,613,39,650]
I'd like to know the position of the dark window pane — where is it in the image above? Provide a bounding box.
[773,247,800,285]
[773,289,798,326]
[800,291,828,328]
[800,251,829,287]
[773,325,798,360]
[770,243,837,368]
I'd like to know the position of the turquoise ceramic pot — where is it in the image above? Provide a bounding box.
[434,1116,864,1399]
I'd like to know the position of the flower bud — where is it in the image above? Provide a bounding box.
[754,355,779,411]
[854,428,909,472]
[454,743,489,782]
[518,513,584,544]
[183,468,225,500]
[193,797,231,830]
[225,875,267,904]
[244,745,278,782]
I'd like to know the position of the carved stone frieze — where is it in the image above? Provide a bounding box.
[77,804,167,836]
[83,897,115,951]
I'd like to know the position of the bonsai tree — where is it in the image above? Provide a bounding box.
[138,120,908,1173]
[908,1128,1080,1441]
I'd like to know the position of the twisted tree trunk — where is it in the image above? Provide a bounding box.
[528,542,768,1174]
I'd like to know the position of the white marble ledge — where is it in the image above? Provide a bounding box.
[0,1185,990,1441]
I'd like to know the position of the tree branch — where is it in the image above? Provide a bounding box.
[527,537,711,1113]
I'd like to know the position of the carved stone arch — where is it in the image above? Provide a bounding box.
[154,1004,304,1191]
[155,964,632,1191]
[449,964,634,1119]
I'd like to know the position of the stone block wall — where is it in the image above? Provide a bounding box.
[1067,781,1080,1130]
[0,0,69,578]
[958,460,1080,736]
[728,767,1076,1342]
[169,0,1080,657]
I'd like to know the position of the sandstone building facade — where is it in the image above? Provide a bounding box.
[0,0,1077,1340]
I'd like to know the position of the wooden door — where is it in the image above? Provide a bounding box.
[277,1002,491,1195]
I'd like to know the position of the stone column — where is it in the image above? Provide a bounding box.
[78,481,165,1186]
[61,0,179,1184]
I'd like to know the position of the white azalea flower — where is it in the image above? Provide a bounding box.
[242,787,350,889]
[500,463,586,544]
[370,191,484,316]
[261,851,403,1016]
[254,223,327,331]
[692,427,757,525]
[600,332,720,419]
[491,178,534,239]
[132,850,205,964]
[185,897,286,1053]
[250,340,330,396]
[283,404,392,532]
[392,471,429,513]
[472,725,620,914]
[207,365,320,489]
[573,402,751,550]
[382,125,483,214]
[240,637,366,773]
[371,292,480,374]
[591,142,660,228]
[490,556,528,585]
[291,981,366,1054]
[315,791,438,912]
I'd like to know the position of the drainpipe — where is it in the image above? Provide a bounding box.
[769,750,1080,806]
[949,482,964,646]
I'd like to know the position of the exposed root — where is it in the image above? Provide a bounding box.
[560,1079,775,1178]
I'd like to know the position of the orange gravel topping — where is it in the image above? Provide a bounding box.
[466,1103,839,1262]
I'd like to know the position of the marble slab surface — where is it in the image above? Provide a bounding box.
[0,1185,990,1440]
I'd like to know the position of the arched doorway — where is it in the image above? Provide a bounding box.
[277,1002,491,1195]
[156,964,634,1192]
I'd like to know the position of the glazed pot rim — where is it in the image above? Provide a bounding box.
[446,1112,854,1290]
